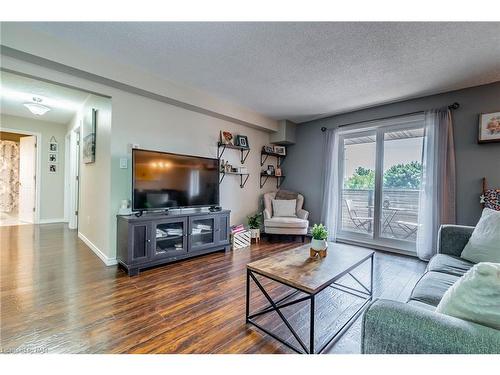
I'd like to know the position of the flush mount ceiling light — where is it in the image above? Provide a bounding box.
[23,97,51,116]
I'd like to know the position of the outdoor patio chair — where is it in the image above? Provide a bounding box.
[396,220,419,238]
[345,199,373,232]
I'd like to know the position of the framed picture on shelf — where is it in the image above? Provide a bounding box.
[262,145,274,153]
[273,145,286,155]
[267,165,275,175]
[235,135,249,148]
[220,130,234,145]
[478,111,500,143]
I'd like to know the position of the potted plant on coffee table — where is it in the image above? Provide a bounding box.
[247,212,262,242]
[310,223,328,258]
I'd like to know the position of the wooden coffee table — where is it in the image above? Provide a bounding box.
[246,242,374,354]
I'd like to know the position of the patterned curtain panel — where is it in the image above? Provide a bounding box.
[0,140,20,213]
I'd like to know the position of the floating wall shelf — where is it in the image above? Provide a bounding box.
[217,142,250,164]
[260,150,286,167]
[260,173,285,189]
[219,171,250,189]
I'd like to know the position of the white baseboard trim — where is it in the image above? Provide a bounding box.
[38,218,68,224]
[78,231,117,266]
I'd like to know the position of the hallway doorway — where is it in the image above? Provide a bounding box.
[0,130,40,226]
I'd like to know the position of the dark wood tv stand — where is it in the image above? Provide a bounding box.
[117,209,231,276]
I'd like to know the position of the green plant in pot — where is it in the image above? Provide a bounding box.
[247,212,262,239]
[310,224,328,251]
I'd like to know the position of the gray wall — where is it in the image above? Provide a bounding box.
[283,81,500,226]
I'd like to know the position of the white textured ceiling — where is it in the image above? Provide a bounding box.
[0,71,89,124]
[22,22,500,123]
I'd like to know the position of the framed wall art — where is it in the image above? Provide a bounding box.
[478,111,500,143]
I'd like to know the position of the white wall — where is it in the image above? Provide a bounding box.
[0,51,275,265]
[110,91,275,257]
[0,114,67,222]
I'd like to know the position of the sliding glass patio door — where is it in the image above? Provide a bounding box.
[336,116,424,253]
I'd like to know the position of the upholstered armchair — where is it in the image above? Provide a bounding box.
[263,191,309,241]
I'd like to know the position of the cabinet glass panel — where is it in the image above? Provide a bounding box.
[155,221,185,254]
[191,218,214,247]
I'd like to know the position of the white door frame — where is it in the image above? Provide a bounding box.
[65,125,81,230]
[1,127,42,224]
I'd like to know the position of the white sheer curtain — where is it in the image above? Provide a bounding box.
[320,128,340,241]
[416,109,456,260]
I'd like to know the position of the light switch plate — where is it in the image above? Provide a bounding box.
[119,158,128,169]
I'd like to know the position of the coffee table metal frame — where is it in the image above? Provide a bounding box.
[245,252,374,354]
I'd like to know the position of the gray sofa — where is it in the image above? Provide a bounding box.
[362,224,500,354]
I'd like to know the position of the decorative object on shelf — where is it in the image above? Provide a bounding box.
[275,167,282,177]
[118,199,132,215]
[247,212,262,243]
[260,145,286,167]
[273,145,286,155]
[478,111,500,143]
[235,135,249,148]
[220,159,225,172]
[48,136,58,152]
[83,108,97,164]
[48,164,57,174]
[48,152,58,163]
[239,166,248,174]
[217,138,250,164]
[263,145,274,153]
[267,165,275,175]
[231,167,239,173]
[310,223,328,258]
[224,161,232,172]
[220,130,234,145]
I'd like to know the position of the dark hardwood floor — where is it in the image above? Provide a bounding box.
[0,223,426,354]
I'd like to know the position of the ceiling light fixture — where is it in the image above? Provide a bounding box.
[23,97,51,116]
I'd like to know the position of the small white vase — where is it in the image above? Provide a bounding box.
[311,238,328,251]
[250,228,260,238]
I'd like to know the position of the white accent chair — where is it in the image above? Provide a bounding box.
[263,191,309,241]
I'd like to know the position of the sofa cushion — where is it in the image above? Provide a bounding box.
[275,190,299,200]
[461,208,500,263]
[427,254,475,277]
[407,300,436,312]
[264,217,308,229]
[272,199,297,217]
[436,262,500,330]
[409,271,460,307]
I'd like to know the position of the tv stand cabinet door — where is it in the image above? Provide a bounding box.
[151,217,188,260]
[129,222,151,264]
[216,213,230,246]
[188,215,217,252]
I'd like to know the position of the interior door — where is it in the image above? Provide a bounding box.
[19,136,37,223]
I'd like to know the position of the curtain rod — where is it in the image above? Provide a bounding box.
[320,102,459,132]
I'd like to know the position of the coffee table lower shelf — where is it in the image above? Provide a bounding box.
[245,254,374,354]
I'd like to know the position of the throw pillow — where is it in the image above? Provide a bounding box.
[272,199,297,217]
[435,262,500,330]
[461,208,500,263]
[275,190,299,200]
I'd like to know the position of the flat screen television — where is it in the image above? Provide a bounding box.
[132,149,219,211]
